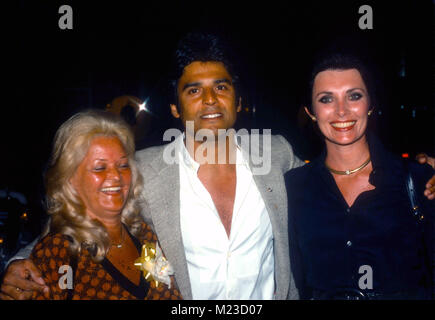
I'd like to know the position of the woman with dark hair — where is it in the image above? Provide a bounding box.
[286,53,434,300]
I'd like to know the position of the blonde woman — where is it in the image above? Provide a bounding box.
[27,110,181,300]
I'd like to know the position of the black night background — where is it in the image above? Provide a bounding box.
[1,0,434,269]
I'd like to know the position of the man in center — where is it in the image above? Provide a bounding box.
[136,32,304,299]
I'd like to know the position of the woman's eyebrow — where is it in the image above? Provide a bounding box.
[346,87,367,93]
[315,91,333,98]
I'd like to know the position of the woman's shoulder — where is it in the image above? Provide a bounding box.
[407,161,435,198]
[285,159,318,183]
[370,134,433,181]
[31,233,72,257]
[384,146,434,187]
[408,161,434,181]
[30,233,74,270]
[34,233,71,249]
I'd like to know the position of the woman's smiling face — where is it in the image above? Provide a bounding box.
[308,68,371,146]
[70,136,132,222]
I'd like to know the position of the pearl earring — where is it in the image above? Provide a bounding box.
[368,110,373,116]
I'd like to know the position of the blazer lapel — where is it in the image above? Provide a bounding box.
[144,146,193,299]
[239,134,287,226]
[239,134,290,299]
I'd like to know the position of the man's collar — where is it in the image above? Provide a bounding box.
[177,131,248,173]
[177,133,200,172]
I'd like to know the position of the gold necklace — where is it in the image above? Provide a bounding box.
[111,226,125,249]
[326,157,371,175]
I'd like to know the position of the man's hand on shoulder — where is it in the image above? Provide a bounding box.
[424,176,435,200]
[0,259,48,300]
[416,153,435,200]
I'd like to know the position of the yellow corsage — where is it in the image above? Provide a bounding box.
[134,242,174,288]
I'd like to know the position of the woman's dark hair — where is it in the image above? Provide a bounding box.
[169,32,240,106]
[305,51,378,112]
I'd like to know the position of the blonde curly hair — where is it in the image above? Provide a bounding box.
[44,110,144,262]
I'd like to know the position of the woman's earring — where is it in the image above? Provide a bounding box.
[311,116,317,121]
[368,110,373,116]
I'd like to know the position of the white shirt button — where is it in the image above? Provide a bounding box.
[346,240,352,247]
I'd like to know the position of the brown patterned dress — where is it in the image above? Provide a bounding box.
[30,222,182,300]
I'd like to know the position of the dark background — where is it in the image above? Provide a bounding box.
[1,0,434,260]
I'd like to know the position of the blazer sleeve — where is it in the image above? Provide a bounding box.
[6,237,39,266]
[276,135,305,172]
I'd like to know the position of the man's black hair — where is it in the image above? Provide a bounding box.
[169,32,240,106]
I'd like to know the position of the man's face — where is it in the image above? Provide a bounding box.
[171,61,241,136]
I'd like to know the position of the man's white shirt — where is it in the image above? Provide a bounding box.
[177,135,275,300]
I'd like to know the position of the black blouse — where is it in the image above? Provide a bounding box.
[285,134,434,299]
